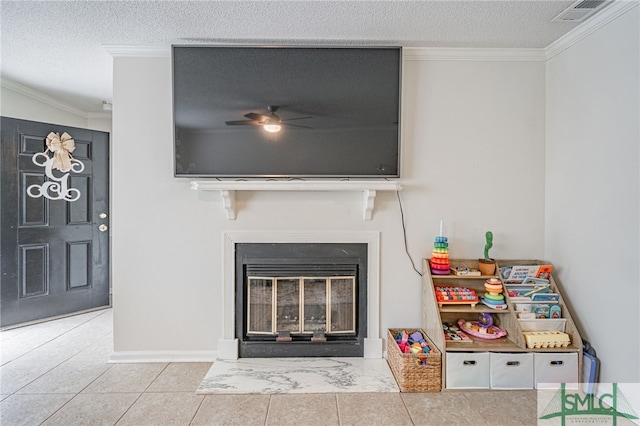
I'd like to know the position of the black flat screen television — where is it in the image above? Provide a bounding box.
[172,45,401,178]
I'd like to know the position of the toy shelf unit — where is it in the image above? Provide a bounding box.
[422,258,583,390]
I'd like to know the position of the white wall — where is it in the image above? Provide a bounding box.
[111,53,546,358]
[87,114,113,134]
[546,5,639,383]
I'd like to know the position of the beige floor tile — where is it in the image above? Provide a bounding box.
[0,309,106,361]
[71,333,114,364]
[116,392,204,425]
[42,392,139,426]
[0,326,28,342]
[1,327,58,366]
[336,393,413,426]
[2,309,111,362]
[16,332,113,395]
[17,359,111,394]
[0,313,113,394]
[464,390,539,425]
[191,394,270,426]
[402,391,489,425]
[42,310,112,353]
[82,363,168,393]
[266,393,339,426]
[0,393,75,426]
[0,356,63,395]
[146,362,211,392]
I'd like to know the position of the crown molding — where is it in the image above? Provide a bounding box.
[403,47,547,62]
[1,78,88,118]
[545,0,639,60]
[104,45,547,62]
[103,44,170,57]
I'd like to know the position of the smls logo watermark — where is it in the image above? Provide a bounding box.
[539,383,639,425]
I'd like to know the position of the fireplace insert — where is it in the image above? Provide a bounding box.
[235,243,367,357]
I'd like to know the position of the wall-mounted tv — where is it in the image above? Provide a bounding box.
[172,45,401,178]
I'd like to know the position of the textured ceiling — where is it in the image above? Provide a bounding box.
[1,1,591,113]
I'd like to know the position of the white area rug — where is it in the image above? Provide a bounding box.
[197,357,399,394]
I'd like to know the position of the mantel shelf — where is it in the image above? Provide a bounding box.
[190,180,402,220]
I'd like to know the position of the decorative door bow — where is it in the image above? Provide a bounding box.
[47,131,76,172]
[26,132,85,202]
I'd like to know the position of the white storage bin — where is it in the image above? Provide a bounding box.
[490,352,534,389]
[519,319,566,332]
[534,352,579,389]
[446,352,490,389]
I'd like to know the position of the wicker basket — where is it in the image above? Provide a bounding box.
[387,328,441,392]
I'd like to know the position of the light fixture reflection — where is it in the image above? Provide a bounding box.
[263,124,282,133]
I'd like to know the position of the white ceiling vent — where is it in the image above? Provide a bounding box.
[552,0,612,22]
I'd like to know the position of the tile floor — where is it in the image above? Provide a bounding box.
[0,308,542,425]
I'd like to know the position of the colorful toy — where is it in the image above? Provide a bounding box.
[484,231,493,260]
[523,331,570,349]
[482,278,507,310]
[435,286,478,308]
[458,318,507,339]
[443,322,472,342]
[394,329,436,358]
[430,230,450,275]
[478,231,496,275]
[478,312,494,328]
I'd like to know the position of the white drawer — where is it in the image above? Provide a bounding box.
[490,352,534,389]
[446,352,490,389]
[534,352,579,389]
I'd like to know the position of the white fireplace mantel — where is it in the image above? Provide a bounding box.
[190,180,402,220]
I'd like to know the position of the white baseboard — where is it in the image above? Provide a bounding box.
[108,346,385,362]
[109,350,217,363]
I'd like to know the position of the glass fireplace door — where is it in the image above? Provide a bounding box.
[329,278,355,333]
[302,278,327,333]
[247,278,274,334]
[246,276,355,336]
[275,278,301,333]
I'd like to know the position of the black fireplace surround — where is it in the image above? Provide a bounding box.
[235,243,367,357]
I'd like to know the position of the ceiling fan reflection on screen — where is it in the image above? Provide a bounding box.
[225,105,312,133]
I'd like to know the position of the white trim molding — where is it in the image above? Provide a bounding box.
[104,45,547,61]
[221,230,383,359]
[191,180,402,220]
[103,44,171,57]
[1,78,88,119]
[546,1,639,60]
[403,47,547,62]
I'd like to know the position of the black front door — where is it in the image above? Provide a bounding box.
[0,117,110,327]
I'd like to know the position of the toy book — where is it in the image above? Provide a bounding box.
[515,303,562,318]
[500,264,553,283]
[506,284,550,302]
[531,293,559,302]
